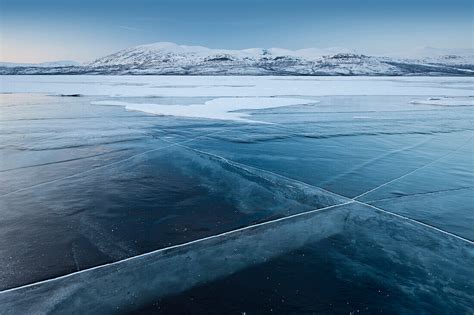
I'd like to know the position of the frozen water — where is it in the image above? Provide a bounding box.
[0,98,346,288]
[411,96,474,106]
[144,203,474,314]
[182,95,474,239]
[1,75,474,97]
[91,97,316,122]
[0,76,473,312]
[0,202,472,314]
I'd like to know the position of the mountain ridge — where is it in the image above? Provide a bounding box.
[2,42,473,76]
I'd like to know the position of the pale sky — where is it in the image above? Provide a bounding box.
[1,0,473,63]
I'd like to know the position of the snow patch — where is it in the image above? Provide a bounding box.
[92,97,316,122]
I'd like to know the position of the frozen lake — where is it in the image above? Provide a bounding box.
[0,76,473,313]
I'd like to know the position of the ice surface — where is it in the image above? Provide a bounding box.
[1,75,474,97]
[0,113,346,289]
[91,97,316,122]
[0,77,473,312]
[0,202,471,314]
[411,96,474,106]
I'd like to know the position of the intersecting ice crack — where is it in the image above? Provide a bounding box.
[353,136,474,200]
[318,137,432,187]
[0,200,355,294]
[165,139,473,244]
[105,96,467,236]
[2,106,472,245]
[1,107,473,295]
[135,119,473,243]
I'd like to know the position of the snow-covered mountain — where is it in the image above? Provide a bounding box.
[1,42,473,75]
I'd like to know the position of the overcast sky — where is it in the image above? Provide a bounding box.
[1,0,473,63]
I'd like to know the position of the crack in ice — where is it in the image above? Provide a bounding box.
[158,139,474,244]
[102,111,474,244]
[0,201,354,294]
[0,129,230,198]
[363,186,474,204]
[353,136,474,200]
[354,201,474,244]
[0,148,131,173]
[319,137,432,187]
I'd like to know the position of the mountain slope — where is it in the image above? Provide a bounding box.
[2,42,473,75]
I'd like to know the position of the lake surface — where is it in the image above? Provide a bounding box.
[0,76,473,313]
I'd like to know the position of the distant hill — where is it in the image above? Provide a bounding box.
[1,43,473,75]
[0,60,81,68]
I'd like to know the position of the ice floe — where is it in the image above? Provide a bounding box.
[92,97,316,122]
